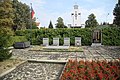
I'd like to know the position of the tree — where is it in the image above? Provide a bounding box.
[56,17,67,28]
[0,0,14,48]
[102,22,109,25]
[48,21,53,28]
[0,0,14,36]
[31,17,38,29]
[113,0,120,27]
[85,13,98,28]
[32,21,39,29]
[0,0,34,30]
[0,0,14,46]
[0,0,13,61]
[12,0,31,30]
[32,26,39,29]
[0,0,14,29]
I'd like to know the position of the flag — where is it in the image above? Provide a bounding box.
[31,7,35,19]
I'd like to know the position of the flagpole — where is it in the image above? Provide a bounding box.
[30,3,32,45]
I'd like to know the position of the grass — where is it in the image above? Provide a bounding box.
[0,58,25,74]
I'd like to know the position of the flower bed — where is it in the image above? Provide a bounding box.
[60,60,120,80]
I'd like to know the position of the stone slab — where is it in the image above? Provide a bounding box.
[91,43,102,47]
[43,46,69,50]
[75,37,81,46]
[63,38,70,46]
[53,38,59,46]
[43,38,49,46]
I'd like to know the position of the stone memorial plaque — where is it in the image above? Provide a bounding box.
[91,29,102,46]
[92,29,101,43]
[43,38,49,46]
[75,37,81,46]
[53,38,59,46]
[63,38,70,46]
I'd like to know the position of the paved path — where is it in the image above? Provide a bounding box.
[12,46,120,61]
[1,62,64,80]
[1,46,120,80]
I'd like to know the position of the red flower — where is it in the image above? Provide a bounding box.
[60,60,120,80]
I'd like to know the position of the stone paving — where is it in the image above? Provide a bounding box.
[0,62,64,80]
[12,46,120,61]
[1,46,120,80]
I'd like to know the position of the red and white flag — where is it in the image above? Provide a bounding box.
[31,7,35,19]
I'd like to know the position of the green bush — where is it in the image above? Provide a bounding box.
[0,28,13,61]
[102,27,120,46]
[0,34,10,48]
[15,28,92,46]
[15,27,120,46]
[6,36,27,47]
[0,49,12,61]
[12,36,27,43]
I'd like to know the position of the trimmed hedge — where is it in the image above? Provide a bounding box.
[102,27,120,46]
[7,36,27,47]
[15,28,92,46]
[15,27,120,46]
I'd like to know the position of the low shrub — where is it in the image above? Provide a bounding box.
[12,36,27,43]
[0,49,12,61]
[0,28,13,61]
[6,36,27,47]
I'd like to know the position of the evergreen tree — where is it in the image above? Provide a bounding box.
[113,0,120,27]
[0,0,13,61]
[48,21,53,28]
[56,17,67,28]
[0,0,14,29]
[85,13,98,28]
[103,22,107,25]
[0,0,14,46]
[12,0,31,30]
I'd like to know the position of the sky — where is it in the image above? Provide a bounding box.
[20,0,117,28]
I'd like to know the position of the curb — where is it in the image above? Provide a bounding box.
[28,59,67,64]
[0,61,27,78]
[59,61,68,79]
[0,67,16,78]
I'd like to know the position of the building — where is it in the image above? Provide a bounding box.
[70,4,82,28]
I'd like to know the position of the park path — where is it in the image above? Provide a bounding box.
[1,62,64,80]
[1,46,120,80]
[12,46,120,61]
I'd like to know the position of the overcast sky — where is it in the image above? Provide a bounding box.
[20,0,117,27]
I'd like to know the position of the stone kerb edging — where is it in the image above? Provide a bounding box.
[59,60,68,79]
[0,67,16,78]
[0,61,27,78]
[27,59,67,64]
[59,56,73,79]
